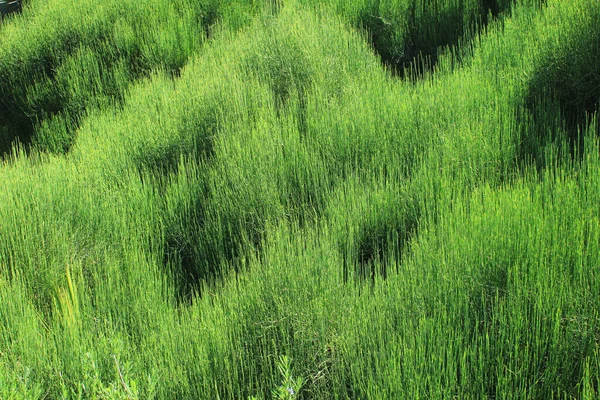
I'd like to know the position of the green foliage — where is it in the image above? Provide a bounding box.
[0,0,599,398]
[299,0,543,77]
[0,0,267,155]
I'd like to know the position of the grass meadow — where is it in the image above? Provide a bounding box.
[0,0,599,398]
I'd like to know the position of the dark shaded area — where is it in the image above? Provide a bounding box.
[164,206,264,305]
[164,231,204,304]
[162,156,330,305]
[0,0,21,17]
[161,170,210,305]
[359,0,514,79]
[481,0,500,17]
[355,219,417,281]
[467,258,510,334]
[341,198,419,283]
[0,117,33,156]
[150,148,220,305]
[519,19,600,168]
[160,167,268,305]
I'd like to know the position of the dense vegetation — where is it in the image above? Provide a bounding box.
[1,0,599,398]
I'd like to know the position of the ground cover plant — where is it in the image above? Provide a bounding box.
[0,0,599,398]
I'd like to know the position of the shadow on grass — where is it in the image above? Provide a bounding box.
[519,18,600,169]
[360,0,516,79]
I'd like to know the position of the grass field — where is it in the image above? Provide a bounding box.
[0,0,599,398]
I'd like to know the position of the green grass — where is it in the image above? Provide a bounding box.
[0,0,599,398]
[0,0,270,154]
